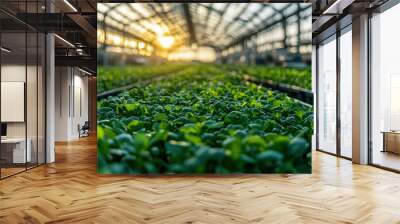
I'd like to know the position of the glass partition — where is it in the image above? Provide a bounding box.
[0,31,27,177]
[38,32,46,165]
[371,3,400,171]
[317,35,337,154]
[27,31,38,169]
[0,1,46,179]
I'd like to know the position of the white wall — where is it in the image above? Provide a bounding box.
[55,67,89,141]
[72,73,89,138]
[55,66,70,141]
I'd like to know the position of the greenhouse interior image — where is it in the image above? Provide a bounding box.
[1,0,400,223]
[97,2,313,174]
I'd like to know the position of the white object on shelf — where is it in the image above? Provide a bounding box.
[1,82,25,122]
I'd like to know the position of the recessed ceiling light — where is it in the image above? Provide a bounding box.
[78,67,92,76]
[1,47,11,53]
[322,0,354,15]
[63,0,78,12]
[54,34,75,48]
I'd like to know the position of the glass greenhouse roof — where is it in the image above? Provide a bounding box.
[98,3,310,50]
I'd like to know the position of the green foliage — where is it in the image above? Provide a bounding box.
[97,63,190,93]
[97,64,313,174]
[222,65,312,90]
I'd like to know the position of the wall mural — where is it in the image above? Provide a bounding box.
[97,3,313,174]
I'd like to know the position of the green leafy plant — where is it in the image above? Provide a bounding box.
[221,64,312,90]
[98,63,191,93]
[97,64,313,174]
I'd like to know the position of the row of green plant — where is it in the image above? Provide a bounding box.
[98,63,311,93]
[222,65,312,90]
[97,65,313,174]
[97,63,190,93]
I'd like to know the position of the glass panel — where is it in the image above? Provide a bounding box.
[340,28,352,158]
[26,0,40,170]
[371,4,400,171]
[38,32,45,165]
[0,1,46,178]
[27,31,38,169]
[317,36,337,154]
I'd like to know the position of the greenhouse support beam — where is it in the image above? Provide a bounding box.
[211,4,231,34]
[296,4,301,55]
[182,3,197,45]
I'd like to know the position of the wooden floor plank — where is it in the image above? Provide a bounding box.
[0,136,400,223]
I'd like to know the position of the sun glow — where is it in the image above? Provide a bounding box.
[168,46,216,62]
[158,35,174,49]
[112,35,121,45]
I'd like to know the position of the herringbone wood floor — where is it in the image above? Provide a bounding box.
[1,136,400,224]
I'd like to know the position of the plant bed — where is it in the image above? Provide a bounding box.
[242,75,313,105]
[222,65,312,90]
[97,65,313,174]
[98,63,191,93]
